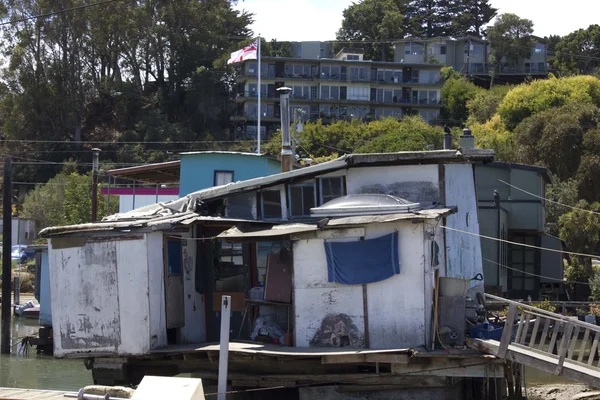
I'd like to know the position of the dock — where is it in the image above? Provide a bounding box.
[0,387,67,399]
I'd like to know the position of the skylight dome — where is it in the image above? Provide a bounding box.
[310,194,421,217]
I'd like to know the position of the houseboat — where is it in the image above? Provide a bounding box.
[41,149,506,399]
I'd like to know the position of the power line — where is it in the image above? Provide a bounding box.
[0,0,123,26]
[440,225,600,259]
[499,179,600,217]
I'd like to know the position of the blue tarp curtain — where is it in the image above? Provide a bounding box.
[325,231,400,285]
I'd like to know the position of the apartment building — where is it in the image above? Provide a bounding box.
[394,36,548,78]
[233,48,443,139]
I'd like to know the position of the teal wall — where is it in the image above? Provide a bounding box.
[179,153,282,196]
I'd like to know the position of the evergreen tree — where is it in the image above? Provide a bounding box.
[450,0,498,37]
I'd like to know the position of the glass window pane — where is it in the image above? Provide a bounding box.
[263,190,281,219]
[291,186,303,216]
[302,186,315,215]
[525,279,535,291]
[512,279,523,290]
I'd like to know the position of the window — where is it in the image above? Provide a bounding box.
[289,182,316,217]
[508,233,539,295]
[320,85,340,100]
[405,42,424,55]
[347,54,360,60]
[320,177,346,204]
[262,190,282,219]
[293,86,310,99]
[534,44,545,54]
[214,171,234,186]
[440,45,446,55]
[350,67,368,81]
[348,86,369,101]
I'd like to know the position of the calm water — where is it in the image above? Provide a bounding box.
[0,317,92,391]
[0,316,577,392]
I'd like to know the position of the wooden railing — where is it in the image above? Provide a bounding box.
[487,294,600,375]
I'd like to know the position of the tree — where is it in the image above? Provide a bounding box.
[545,177,580,236]
[467,84,512,124]
[559,200,600,276]
[486,13,535,76]
[336,0,407,61]
[450,0,497,37]
[404,0,454,38]
[21,168,118,230]
[554,25,600,75]
[514,103,600,181]
[355,116,443,152]
[440,69,481,125]
[497,75,600,130]
[469,115,517,161]
[263,116,443,160]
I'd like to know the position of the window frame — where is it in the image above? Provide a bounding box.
[319,176,346,205]
[214,170,234,186]
[261,189,283,220]
[288,181,317,218]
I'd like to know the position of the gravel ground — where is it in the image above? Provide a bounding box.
[527,384,600,400]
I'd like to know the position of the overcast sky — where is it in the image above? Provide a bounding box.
[233,0,600,41]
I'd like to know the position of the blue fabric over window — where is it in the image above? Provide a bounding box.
[325,231,400,285]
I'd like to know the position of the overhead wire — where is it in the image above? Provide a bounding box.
[440,225,600,259]
[499,179,600,216]
[0,0,123,26]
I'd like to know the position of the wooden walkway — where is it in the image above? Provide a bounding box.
[0,387,67,399]
[468,294,600,389]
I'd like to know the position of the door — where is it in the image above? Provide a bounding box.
[165,238,185,331]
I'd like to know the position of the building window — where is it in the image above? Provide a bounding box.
[347,54,359,60]
[214,171,234,186]
[321,85,340,100]
[320,177,346,205]
[261,190,282,219]
[289,182,316,217]
[440,45,446,55]
[508,233,539,294]
[405,42,424,55]
[348,86,369,101]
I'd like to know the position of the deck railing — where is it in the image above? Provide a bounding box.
[487,293,600,375]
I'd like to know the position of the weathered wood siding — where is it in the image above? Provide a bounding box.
[444,164,484,291]
[293,222,428,349]
[49,236,151,357]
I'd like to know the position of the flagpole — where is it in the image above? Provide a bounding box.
[257,35,261,154]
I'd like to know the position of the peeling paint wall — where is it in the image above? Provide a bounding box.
[49,236,151,357]
[346,165,439,206]
[444,164,484,292]
[180,229,205,343]
[147,232,167,349]
[293,222,428,349]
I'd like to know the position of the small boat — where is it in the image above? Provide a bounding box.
[23,305,40,319]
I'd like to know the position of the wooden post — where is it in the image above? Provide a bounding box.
[556,323,574,375]
[499,304,517,358]
[217,295,231,400]
[1,157,11,354]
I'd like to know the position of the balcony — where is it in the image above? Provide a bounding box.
[371,97,442,107]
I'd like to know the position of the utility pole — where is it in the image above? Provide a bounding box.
[1,157,12,354]
[277,87,293,173]
[91,148,101,222]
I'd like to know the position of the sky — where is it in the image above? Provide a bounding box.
[233,0,600,41]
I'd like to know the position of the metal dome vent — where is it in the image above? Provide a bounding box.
[310,194,421,218]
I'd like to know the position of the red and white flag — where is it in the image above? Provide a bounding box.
[227,41,258,64]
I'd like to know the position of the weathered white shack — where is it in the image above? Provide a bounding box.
[41,149,499,395]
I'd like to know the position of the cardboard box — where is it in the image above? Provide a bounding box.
[212,292,245,312]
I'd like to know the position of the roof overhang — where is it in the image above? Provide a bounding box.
[107,160,181,184]
[217,207,456,241]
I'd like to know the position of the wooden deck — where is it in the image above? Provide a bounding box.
[0,387,67,400]
[150,341,413,357]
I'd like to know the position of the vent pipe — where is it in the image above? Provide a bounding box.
[459,128,475,149]
[277,86,293,172]
[443,126,452,150]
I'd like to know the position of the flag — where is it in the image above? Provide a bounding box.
[227,41,258,65]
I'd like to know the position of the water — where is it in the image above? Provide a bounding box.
[0,316,93,391]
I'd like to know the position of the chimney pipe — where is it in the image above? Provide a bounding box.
[459,128,475,149]
[443,126,452,150]
[277,86,293,172]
